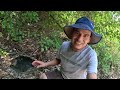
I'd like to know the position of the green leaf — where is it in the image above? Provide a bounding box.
[0,32,3,37]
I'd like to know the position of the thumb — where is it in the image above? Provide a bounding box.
[37,65,44,68]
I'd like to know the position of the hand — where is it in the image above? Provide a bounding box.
[32,59,47,68]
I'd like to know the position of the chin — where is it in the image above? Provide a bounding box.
[73,46,83,51]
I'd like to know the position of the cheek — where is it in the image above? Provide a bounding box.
[71,36,76,41]
[72,35,79,40]
[85,38,91,43]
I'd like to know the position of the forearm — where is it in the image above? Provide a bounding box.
[87,73,97,79]
[45,59,61,67]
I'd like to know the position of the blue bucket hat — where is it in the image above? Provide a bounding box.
[64,17,102,44]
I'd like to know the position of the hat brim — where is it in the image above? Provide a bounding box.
[64,24,102,44]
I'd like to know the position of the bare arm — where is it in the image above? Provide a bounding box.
[44,58,61,67]
[87,73,97,79]
[32,58,61,68]
[87,51,98,79]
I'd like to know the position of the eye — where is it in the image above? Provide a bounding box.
[84,34,89,37]
[76,31,79,34]
[74,30,79,35]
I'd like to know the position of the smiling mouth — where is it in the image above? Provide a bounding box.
[75,42,83,45]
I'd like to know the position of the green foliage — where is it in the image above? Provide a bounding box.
[48,11,82,28]
[39,31,62,52]
[1,11,120,78]
[91,11,120,77]
[94,37,120,75]
[0,48,8,57]
[0,11,39,42]
[0,32,3,37]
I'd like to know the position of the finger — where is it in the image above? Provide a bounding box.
[35,61,44,64]
[32,60,40,64]
[32,61,36,66]
[37,64,45,68]
[37,65,42,68]
[32,61,40,66]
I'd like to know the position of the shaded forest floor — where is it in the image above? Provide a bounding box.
[0,37,120,79]
[0,37,60,79]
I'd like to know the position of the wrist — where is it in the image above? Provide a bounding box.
[44,62,49,67]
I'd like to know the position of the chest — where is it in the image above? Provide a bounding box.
[59,51,90,73]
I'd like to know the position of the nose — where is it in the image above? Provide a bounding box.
[77,35,83,42]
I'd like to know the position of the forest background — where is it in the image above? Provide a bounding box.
[0,11,120,79]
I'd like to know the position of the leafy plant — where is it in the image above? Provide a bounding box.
[0,48,8,57]
[39,31,62,52]
[0,11,39,42]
